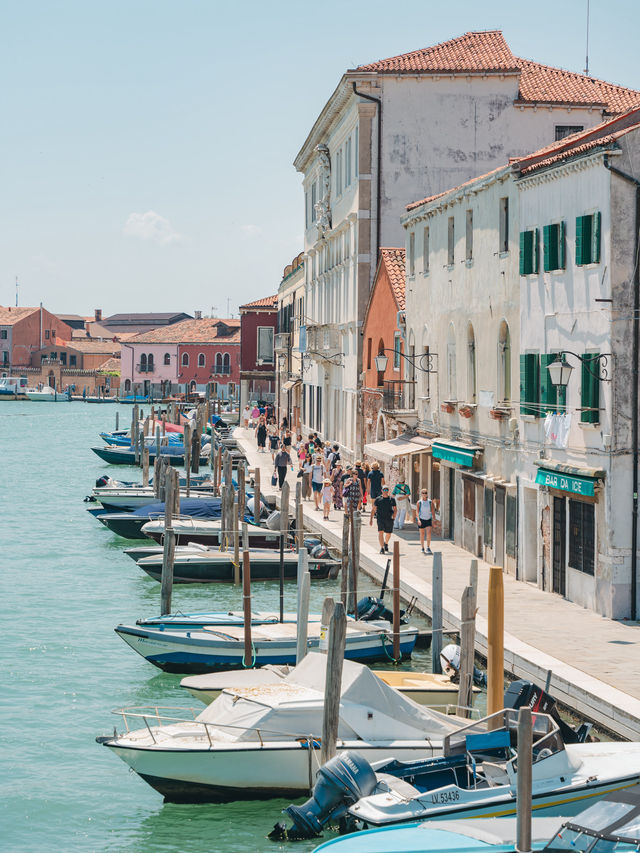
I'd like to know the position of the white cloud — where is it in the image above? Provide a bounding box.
[123,211,182,245]
[240,224,262,237]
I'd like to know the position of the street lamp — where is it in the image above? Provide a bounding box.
[547,356,574,388]
[374,348,438,374]
[546,351,612,388]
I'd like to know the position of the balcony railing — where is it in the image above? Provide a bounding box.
[382,380,416,412]
[274,332,290,352]
[136,364,155,373]
[212,366,231,375]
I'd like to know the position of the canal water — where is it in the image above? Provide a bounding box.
[1,402,442,853]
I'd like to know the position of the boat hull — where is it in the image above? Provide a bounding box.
[91,446,208,466]
[142,523,282,549]
[115,624,417,673]
[135,555,338,584]
[102,739,439,803]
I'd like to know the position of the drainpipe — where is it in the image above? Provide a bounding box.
[352,82,381,267]
[39,302,43,350]
[603,153,640,620]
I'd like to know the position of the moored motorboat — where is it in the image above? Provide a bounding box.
[97,653,458,802]
[91,444,209,466]
[141,516,280,547]
[95,497,223,539]
[114,620,419,673]
[25,385,71,401]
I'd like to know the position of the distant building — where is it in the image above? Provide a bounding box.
[239,295,278,410]
[0,306,73,368]
[32,338,121,371]
[96,309,192,336]
[276,254,304,433]
[121,317,240,399]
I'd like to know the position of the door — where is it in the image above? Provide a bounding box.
[553,497,566,596]
[495,487,505,568]
[448,466,455,540]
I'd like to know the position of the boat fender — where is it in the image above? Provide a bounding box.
[273,751,377,840]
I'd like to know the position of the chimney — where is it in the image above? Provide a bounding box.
[194,310,202,320]
[95,308,102,322]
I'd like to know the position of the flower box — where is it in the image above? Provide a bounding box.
[459,404,476,418]
[441,401,456,414]
[489,407,510,420]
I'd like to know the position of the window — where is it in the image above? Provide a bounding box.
[124,379,131,392]
[198,353,205,367]
[543,222,566,271]
[423,226,430,274]
[520,352,540,417]
[447,217,455,266]
[484,488,494,548]
[60,352,67,365]
[498,321,511,402]
[164,352,170,365]
[69,355,76,367]
[215,353,222,374]
[555,125,584,141]
[257,326,274,364]
[463,478,475,522]
[0,330,6,339]
[576,212,601,266]
[45,330,50,340]
[581,352,600,424]
[50,352,57,361]
[465,209,473,261]
[506,494,517,558]
[223,353,230,374]
[346,137,352,187]
[519,228,540,275]
[393,333,402,370]
[569,499,595,575]
[355,126,359,177]
[467,323,476,403]
[2,351,8,365]
[447,324,456,400]
[336,149,342,195]
[376,339,385,387]
[311,182,317,223]
[367,337,372,370]
[181,352,189,367]
[305,190,309,230]
[499,197,509,253]
[316,385,322,431]
[147,353,154,371]
[408,231,415,276]
[140,353,147,371]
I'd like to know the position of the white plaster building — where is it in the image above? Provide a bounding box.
[402,166,521,574]
[294,29,638,460]
[275,253,305,434]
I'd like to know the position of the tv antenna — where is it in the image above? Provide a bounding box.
[15,275,18,307]
[584,0,590,76]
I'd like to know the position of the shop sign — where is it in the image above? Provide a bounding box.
[535,468,596,497]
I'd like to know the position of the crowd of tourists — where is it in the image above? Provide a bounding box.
[242,403,438,555]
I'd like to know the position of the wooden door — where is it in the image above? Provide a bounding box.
[553,497,566,596]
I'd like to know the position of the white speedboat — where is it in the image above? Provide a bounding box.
[280,709,640,838]
[25,385,70,401]
[97,653,462,802]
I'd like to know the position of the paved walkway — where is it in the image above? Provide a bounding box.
[235,428,640,739]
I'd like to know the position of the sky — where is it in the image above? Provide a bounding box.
[1,0,638,318]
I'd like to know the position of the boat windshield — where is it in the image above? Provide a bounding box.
[545,802,640,853]
[546,829,639,853]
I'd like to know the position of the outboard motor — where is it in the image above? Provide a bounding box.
[504,679,592,744]
[440,643,487,687]
[304,538,322,554]
[354,595,407,624]
[310,543,330,560]
[265,510,281,531]
[95,475,112,488]
[269,751,377,841]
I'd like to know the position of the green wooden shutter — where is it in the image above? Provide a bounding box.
[576,215,585,265]
[540,354,558,410]
[559,221,566,269]
[581,353,600,424]
[543,225,552,272]
[520,353,540,417]
[519,232,526,275]
[533,228,540,273]
[592,211,601,264]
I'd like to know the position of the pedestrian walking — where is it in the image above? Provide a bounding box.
[342,469,363,516]
[367,461,385,500]
[370,485,397,553]
[311,455,325,510]
[330,460,344,510]
[302,453,312,500]
[321,478,333,519]
[256,417,267,452]
[415,489,439,554]
[392,476,412,529]
[274,444,293,489]
[242,404,251,428]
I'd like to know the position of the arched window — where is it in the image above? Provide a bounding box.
[215,353,223,374]
[124,379,131,392]
[467,323,476,403]
[198,353,205,367]
[181,352,189,367]
[223,353,230,374]
[190,380,197,391]
[164,352,170,365]
[447,323,457,401]
[147,353,154,371]
[140,353,147,372]
[407,331,416,408]
[498,321,511,402]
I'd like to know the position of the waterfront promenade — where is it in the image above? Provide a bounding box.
[235,428,640,740]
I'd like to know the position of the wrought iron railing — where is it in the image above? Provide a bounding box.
[382,380,416,411]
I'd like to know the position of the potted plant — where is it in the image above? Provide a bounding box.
[489,405,510,420]
[441,401,456,414]
[459,403,475,418]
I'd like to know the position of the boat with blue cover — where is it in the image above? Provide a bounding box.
[91,444,209,466]
[95,497,224,539]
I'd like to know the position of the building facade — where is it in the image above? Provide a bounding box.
[276,254,305,433]
[295,29,639,459]
[0,306,72,368]
[239,295,278,410]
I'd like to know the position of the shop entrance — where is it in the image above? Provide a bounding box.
[553,497,566,596]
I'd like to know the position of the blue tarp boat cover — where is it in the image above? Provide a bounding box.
[132,498,223,518]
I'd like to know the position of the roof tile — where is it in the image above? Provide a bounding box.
[129,318,241,345]
[379,248,406,310]
[239,294,278,310]
[0,306,39,325]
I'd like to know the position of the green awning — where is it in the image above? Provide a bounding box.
[432,441,476,467]
[535,467,596,497]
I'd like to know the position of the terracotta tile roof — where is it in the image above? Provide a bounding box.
[356,30,518,74]
[239,294,278,310]
[379,248,406,310]
[514,106,640,175]
[0,306,39,325]
[406,165,507,212]
[356,30,640,113]
[64,339,121,354]
[129,317,241,345]
[97,356,121,373]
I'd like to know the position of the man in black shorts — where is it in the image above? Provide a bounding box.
[369,485,396,553]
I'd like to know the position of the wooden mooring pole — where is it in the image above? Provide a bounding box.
[320,601,347,766]
[516,707,533,853]
[296,570,310,664]
[431,551,443,674]
[457,584,477,718]
[233,497,240,585]
[242,550,253,668]
[488,565,505,718]
[340,513,349,608]
[183,423,192,497]
[253,468,261,523]
[392,540,401,662]
[160,467,176,616]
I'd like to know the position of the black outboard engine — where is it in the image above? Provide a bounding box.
[269,751,377,841]
[354,595,406,624]
[95,475,112,488]
[504,679,592,744]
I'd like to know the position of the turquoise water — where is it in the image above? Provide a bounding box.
[1,403,440,852]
